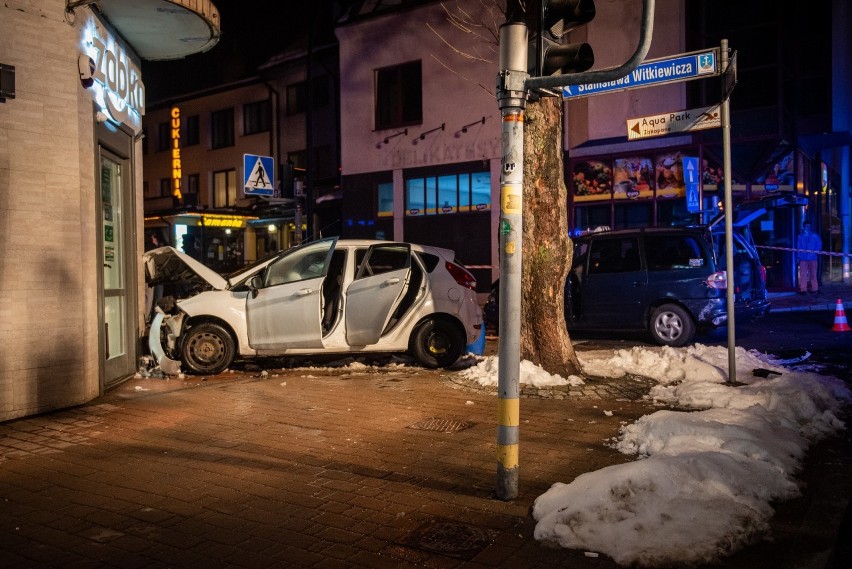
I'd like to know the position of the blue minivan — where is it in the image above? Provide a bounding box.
[565,226,770,346]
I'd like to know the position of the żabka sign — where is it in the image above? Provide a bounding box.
[78,16,145,128]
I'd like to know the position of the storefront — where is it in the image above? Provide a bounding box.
[568,145,822,291]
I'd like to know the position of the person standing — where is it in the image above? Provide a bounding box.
[796,221,822,294]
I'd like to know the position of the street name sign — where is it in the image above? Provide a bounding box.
[626,104,721,140]
[562,49,719,99]
[243,154,275,197]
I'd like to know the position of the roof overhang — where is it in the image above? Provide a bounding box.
[91,0,221,61]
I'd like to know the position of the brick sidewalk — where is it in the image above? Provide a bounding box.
[1,354,850,568]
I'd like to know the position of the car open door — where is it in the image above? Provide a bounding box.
[345,243,411,345]
[246,239,336,350]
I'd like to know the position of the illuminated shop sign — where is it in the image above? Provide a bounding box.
[78,16,145,128]
[202,214,256,229]
[171,107,182,200]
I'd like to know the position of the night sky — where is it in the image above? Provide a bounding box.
[142,0,326,103]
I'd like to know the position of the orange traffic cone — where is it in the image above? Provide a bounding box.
[832,299,850,332]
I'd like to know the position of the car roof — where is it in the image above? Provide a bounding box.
[575,226,709,240]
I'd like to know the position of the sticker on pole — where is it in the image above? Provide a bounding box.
[243,154,275,196]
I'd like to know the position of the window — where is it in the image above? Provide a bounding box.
[211,108,234,149]
[243,100,271,135]
[404,170,490,216]
[265,240,333,287]
[378,182,394,217]
[286,77,329,116]
[159,178,171,198]
[588,237,640,274]
[157,122,170,152]
[213,169,237,208]
[375,61,422,130]
[354,246,411,279]
[184,173,200,206]
[645,235,706,271]
[183,114,199,146]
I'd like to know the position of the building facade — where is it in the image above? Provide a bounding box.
[142,42,341,269]
[336,0,850,291]
[0,0,220,422]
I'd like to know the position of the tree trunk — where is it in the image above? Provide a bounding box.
[520,96,581,377]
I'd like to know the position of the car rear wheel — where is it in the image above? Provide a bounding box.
[650,304,695,347]
[409,318,464,369]
[181,322,235,375]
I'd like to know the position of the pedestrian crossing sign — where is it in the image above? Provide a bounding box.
[243,154,275,196]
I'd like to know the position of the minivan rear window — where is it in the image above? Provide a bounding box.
[645,235,706,270]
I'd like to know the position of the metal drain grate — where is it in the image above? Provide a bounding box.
[407,417,474,433]
[406,520,497,560]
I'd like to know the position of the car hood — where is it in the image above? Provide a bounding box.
[143,246,229,290]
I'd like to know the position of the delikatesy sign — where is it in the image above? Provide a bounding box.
[562,49,719,99]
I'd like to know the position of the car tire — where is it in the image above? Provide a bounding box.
[650,303,695,347]
[409,318,465,369]
[181,322,236,375]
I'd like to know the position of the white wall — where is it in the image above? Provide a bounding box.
[336,0,503,176]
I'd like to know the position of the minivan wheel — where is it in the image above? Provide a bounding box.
[409,318,464,369]
[181,322,236,375]
[650,304,695,347]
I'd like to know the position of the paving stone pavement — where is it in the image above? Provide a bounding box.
[1,341,850,569]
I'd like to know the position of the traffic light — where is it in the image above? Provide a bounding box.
[531,0,596,77]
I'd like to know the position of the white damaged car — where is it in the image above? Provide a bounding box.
[144,237,483,374]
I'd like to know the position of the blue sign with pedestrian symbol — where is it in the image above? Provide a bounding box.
[683,156,700,212]
[243,154,275,197]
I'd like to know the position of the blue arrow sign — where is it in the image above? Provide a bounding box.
[563,49,719,99]
[683,156,701,213]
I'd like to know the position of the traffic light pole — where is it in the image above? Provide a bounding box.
[495,21,528,501]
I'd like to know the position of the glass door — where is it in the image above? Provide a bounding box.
[100,150,135,384]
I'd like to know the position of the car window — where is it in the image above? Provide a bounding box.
[354,245,411,279]
[645,235,707,271]
[264,240,334,286]
[587,237,640,274]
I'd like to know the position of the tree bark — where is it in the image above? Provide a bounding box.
[520,96,581,377]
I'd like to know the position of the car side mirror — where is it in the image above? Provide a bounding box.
[248,275,263,298]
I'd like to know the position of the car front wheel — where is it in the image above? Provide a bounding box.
[181,322,236,375]
[409,318,464,369]
[650,304,695,347]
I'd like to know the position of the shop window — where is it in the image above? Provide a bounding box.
[574,204,611,233]
[378,182,394,217]
[211,108,234,149]
[243,100,271,135]
[405,178,426,216]
[404,171,491,217]
[375,61,422,130]
[182,114,199,146]
[470,172,491,211]
[656,198,692,227]
[614,202,652,229]
[213,169,237,208]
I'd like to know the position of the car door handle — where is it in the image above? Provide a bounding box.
[295,288,313,296]
[384,277,401,286]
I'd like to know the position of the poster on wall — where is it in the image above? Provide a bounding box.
[572,160,612,202]
[613,156,654,200]
[655,152,686,199]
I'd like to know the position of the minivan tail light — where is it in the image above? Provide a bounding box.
[705,270,727,289]
[446,261,477,290]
